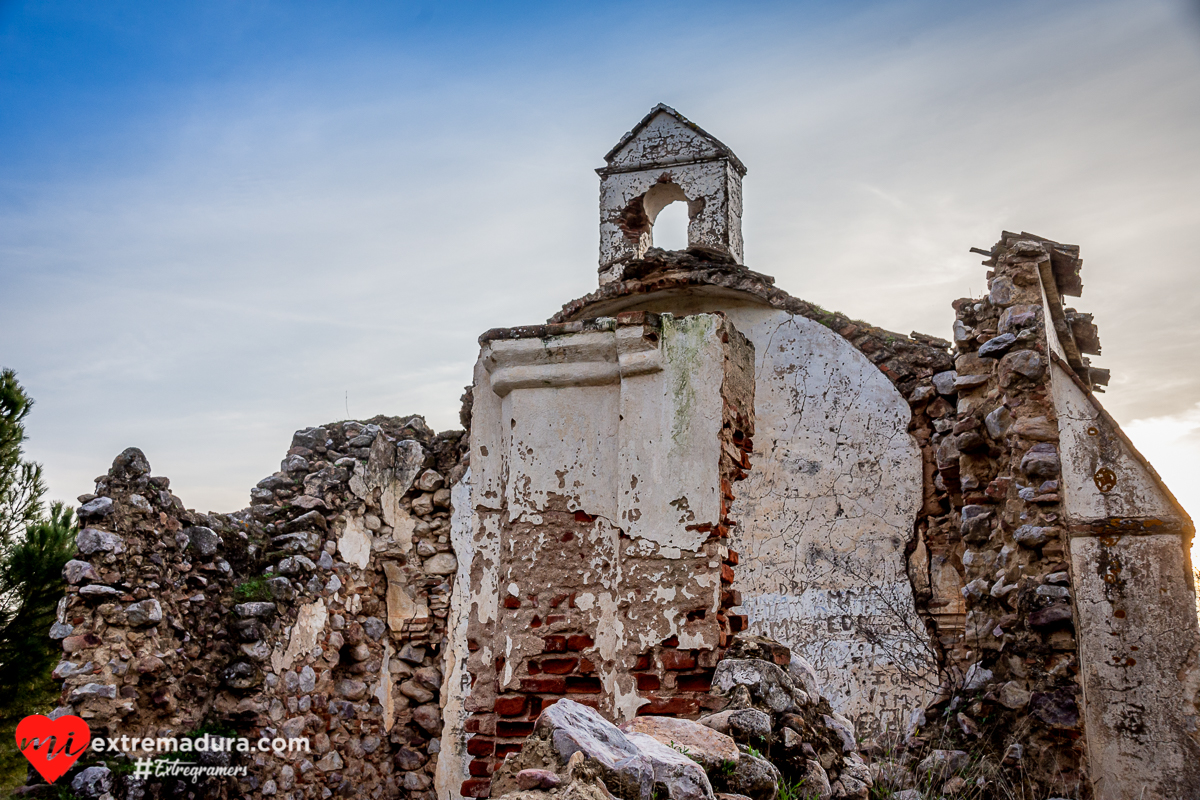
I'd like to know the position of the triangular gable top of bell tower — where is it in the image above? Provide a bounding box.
[601,104,747,176]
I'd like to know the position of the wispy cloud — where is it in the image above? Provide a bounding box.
[2,0,1198,513]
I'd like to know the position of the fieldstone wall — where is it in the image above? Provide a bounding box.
[55,447,244,742]
[896,233,1094,797]
[233,415,466,799]
[42,414,467,800]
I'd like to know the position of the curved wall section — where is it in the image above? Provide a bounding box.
[725,308,931,735]
[612,294,934,736]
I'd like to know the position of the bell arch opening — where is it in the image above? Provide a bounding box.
[651,200,690,251]
[644,181,690,252]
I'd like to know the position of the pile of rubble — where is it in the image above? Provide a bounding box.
[482,636,983,800]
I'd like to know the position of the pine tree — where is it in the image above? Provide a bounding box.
[0,370,77,790]
[0,502,77,701]
[0,368,45,545]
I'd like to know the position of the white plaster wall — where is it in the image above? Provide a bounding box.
[599,160,740,270]
[1051,361,1176,522]
[1047,354,1200,797]
[479,316,731,547]
[607,112,723,170]
[1070,534,1200,799]
[606,293,932,735]
[617,315,725,550]
[435,471,475,800]
[502,383,620,521]
[727,308,929,735]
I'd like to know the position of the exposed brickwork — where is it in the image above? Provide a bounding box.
[460,313,754,797]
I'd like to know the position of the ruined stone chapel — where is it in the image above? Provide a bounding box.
[45,105,1200,800]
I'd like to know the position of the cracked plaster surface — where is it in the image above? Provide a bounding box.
[1070,534,1200,798]
[724,306,931,735]
[608,296,935,735]
[462,315,746,723]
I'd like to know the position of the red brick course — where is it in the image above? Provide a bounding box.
[635,673,661,691]
[493,696,526,716]
[539,657,579,674]
[520,677,565,693]
[465,738,494,757]
[660,649,696,671]
[462,778,491,797]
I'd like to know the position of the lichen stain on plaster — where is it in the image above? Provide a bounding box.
[661,314,709,446]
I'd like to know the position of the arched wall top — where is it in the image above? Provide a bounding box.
[551,254,955,398]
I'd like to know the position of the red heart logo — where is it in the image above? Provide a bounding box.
[15,714,91,784]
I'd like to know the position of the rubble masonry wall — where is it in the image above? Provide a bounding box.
[53,415,467,800]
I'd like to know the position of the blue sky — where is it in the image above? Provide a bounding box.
[2,1,1200,542]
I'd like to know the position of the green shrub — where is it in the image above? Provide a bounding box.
[234,576,271,602]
